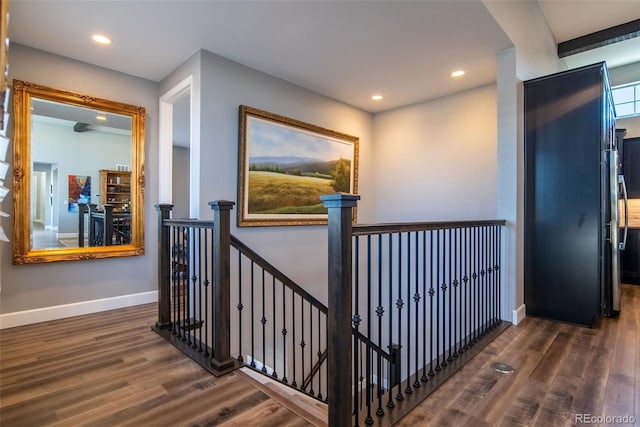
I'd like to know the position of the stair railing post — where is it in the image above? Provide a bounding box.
[89,204,97,246]
[155,204,173,329]
[103,204,114,246]
[78,203,87,247]
[321,193,360,427]
[209,200,236,374]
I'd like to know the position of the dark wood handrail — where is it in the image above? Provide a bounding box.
[353,219,507,236]
[231,234,391,361]
[163,219,215,228]
[230,234,328,315]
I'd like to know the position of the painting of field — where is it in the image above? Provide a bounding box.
[249,171,334,214]
[239,106,359,226]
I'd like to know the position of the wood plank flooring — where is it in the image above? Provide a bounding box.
[1,285,638,426]
[397,284,640,426]
[0,304,311,426]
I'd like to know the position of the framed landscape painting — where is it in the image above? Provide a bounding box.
[238,105,359,226]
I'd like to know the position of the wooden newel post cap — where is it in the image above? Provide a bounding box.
[208,200,235,211]
[320,193,360,208]
[155,204,174,212]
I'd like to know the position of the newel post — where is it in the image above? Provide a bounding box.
[321,193,360,427]
[209,200,236,374]
[155,204,173,329]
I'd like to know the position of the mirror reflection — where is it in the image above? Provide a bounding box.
[30,99,133,249]
[12,80,145,264]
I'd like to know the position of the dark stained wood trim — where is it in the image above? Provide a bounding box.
[155,203,173,329]
[558,19,640,58]
[209,200,236,373]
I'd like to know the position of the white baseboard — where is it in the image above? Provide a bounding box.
[512,304,526,325]
[0,291,158,329]
[57,232,79,239]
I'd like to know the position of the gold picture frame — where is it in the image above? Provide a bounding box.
[238,105,359,227]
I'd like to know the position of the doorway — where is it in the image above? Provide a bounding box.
[159,75,199,218]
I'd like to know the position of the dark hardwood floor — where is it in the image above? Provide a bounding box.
[397,284,639,426]
[0,304,312,426]
[1,285,638,426]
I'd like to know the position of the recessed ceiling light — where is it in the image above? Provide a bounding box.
[371,94,383,101]
[96,115,107,121]
[451,70,465,78]
[91,34,112,45]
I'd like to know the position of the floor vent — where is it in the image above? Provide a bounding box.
[491,362,514,373]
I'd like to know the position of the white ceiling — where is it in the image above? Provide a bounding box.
[7,0,640,114]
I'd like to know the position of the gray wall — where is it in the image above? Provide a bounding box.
[373,84,498,222]
[171,146,190,219]
[1,44,159,313]
[190,50,374,306]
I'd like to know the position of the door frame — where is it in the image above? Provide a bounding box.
[159,75,200,218]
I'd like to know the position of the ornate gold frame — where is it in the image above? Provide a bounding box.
[12,80,146,264]
[238,105,359,227]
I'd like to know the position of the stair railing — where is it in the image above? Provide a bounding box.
[154,201,392,398]
[154,202,237,376]
[321,194,508,426]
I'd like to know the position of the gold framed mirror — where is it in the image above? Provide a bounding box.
[12,80,145,264]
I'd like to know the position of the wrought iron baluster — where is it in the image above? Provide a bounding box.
[197,227,203,352]
[497,226,502,326]
[189,226,197,348]
[292,289,298,388]
[376,233,384,417]
[396,232,404,401]
[413,231,421,388]
[482,227,489,336]
[353,236,361,423]
[236,250,242,362]
[365,234,373,424]
[309,301,314,396]
[448,228,453,362]
[494,225,499,326]
[250,261,256,368]
[458,227,462,355]
[464,227,472,350]
[441,229,448,369]
[486,226,490,333]
[404,231,413,395]
[182,226,188,342]
[171,225,178,335]
[491,225,497,327]
[473,226,479,344]
[300,296,306,392]
[261,269,267,373]
[387,234,394,409]
[317,308,323,400]
[325,322,329,403]
[479,226,484,337]
[203,228,210,357]
[429,230,435,377]
[421,230,429,383]
[272,276,278,379]
[281,281,288,383]
[435,229,441,371]
[452,227,459,359]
